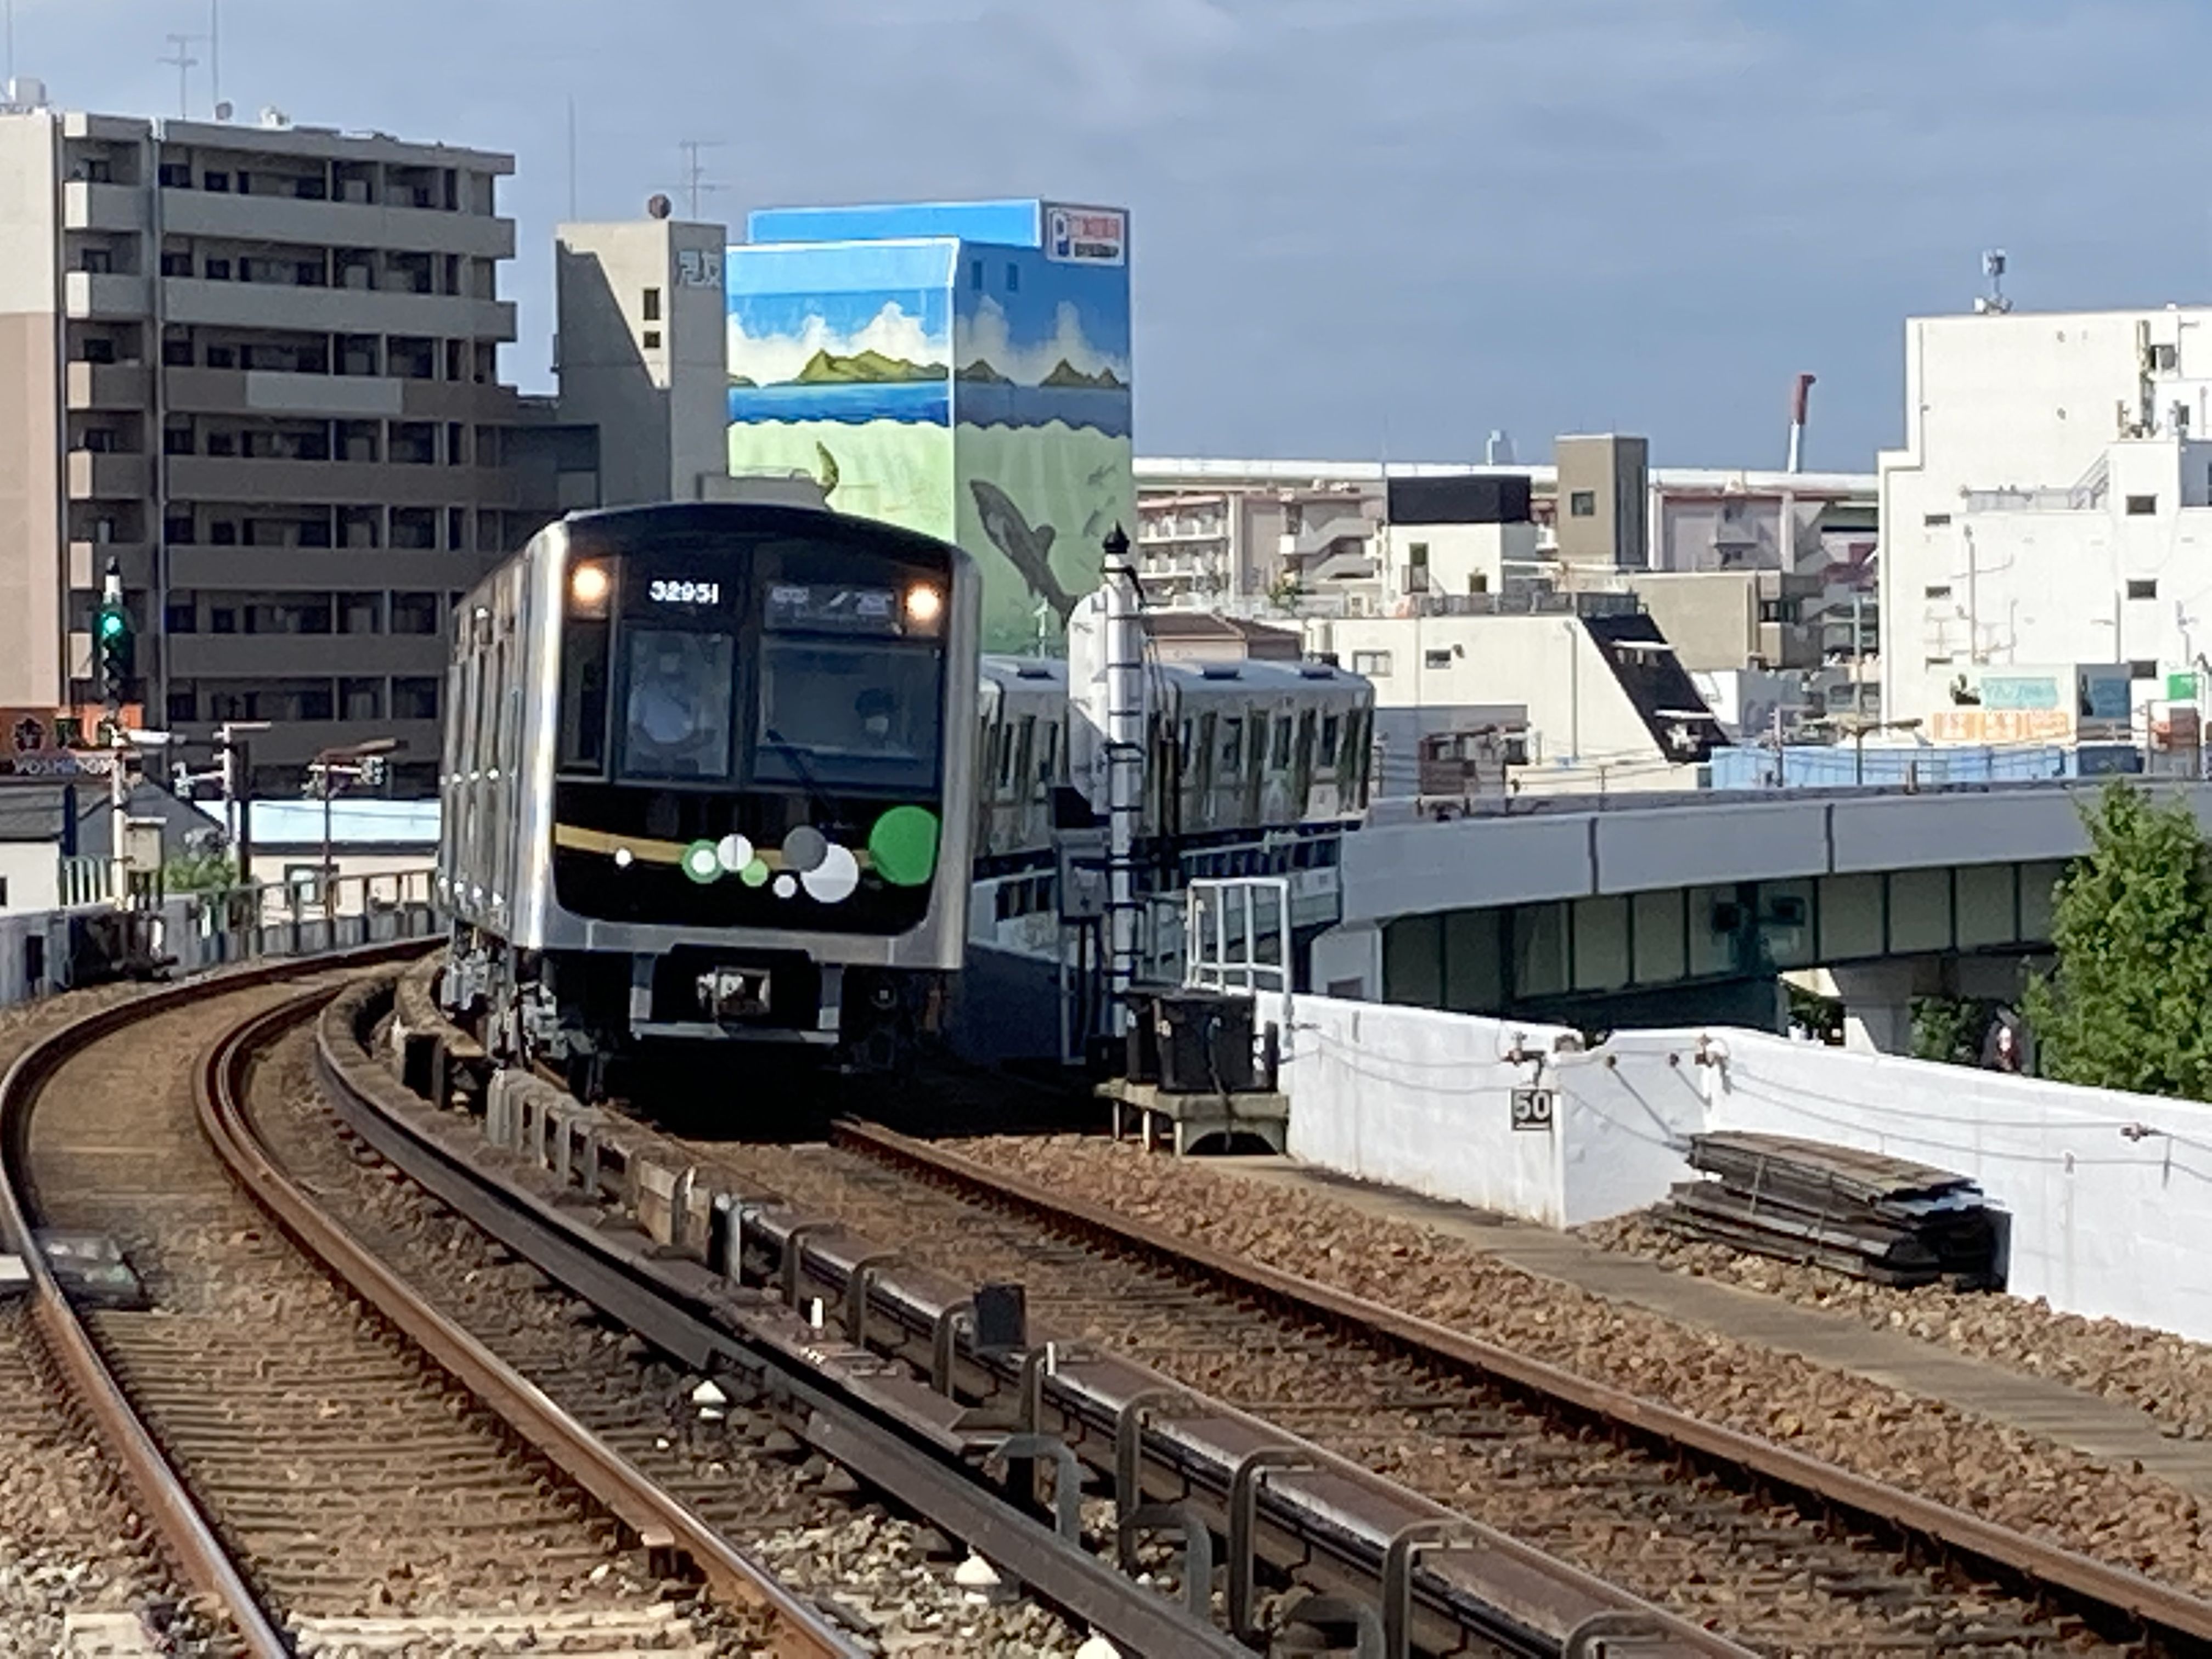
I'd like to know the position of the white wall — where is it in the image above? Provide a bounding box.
[0,841,58,913]
[1265,985,2212,1344]
[1702,1031,2212,1344]
[1270,992,1580,1224]
[1314,612,1662,775]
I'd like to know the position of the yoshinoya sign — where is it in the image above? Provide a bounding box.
[1045,205,1126,266]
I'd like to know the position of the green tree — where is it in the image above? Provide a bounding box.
[161,849,238,894]
[2022,783,2212,1098]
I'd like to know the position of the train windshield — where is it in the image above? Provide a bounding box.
[755,640,942,793]
[620,628,736,780]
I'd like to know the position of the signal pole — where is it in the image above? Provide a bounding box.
[97,558,133,902]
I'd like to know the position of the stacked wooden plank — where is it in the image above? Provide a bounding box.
[1652,1132,2001,1288]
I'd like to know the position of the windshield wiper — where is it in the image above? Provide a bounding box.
[763,725,843,822]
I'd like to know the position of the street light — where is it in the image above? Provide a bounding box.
[307,737,403,910]
[1838,715,1923,787]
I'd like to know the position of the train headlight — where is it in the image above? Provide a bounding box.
[570,562,611,613]
[904,582,943,629]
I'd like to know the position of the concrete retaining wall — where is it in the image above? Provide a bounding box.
[1271,993,2212,1342]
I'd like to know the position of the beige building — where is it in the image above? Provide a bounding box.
[0,98,556,794]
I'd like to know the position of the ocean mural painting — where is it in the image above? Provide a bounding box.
[726,202,1132,654]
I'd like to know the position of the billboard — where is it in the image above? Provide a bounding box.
[951,239,1132,654]
[725,241,957,542]
[1927,664,2134,744]
[726,203,1132,656]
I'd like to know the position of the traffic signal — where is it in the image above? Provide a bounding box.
[95,558,133,705]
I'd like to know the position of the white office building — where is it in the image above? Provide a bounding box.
[1881,306,2212,741]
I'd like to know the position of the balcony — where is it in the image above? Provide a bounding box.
[168,631,448,679]
[66,540,153,589]
[163,276,515,342]
[167,546,501,591]
[165,455,518,507]
[160,189,515,259]
[62,180,150,233]
[63,270,150,319]
[65,361,151,410]
[65,450,151,499]
[161,367,518,422]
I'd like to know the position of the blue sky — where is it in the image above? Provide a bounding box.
[22,0,2212,469]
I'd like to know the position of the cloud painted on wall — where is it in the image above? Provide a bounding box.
[955,297,1131,388]
[727,300,947,385]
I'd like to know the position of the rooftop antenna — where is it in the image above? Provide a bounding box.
[6,0,14,88]
[1785,373,1815,474]
[1974,249,2013,315]
[208,0,220,116]
[566,93,578,221]
[678,138,725,220]
[159,34,203,118]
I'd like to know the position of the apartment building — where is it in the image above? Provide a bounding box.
[0,98,551,794]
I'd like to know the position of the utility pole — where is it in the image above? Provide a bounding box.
[1101,526,1144,1036]
[208,0,221,114]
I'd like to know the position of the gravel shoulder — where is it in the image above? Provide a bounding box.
[948,1133,2212,1594]
[1581,1211,2212,1441]
[0,984,221,1659]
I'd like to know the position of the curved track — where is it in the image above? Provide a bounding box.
[0,954,857,1658]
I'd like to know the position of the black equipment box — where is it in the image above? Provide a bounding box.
[1150,989,1259,1095]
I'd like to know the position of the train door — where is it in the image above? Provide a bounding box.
[1291,709,1317,815]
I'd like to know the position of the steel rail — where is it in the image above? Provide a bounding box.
[0,943,432,1659]
[834,1118,2212,1654]
[199,989,865,1659]
[313,977,1257,1659]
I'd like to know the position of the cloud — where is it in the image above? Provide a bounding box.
[726,301,946,384]
[956,297,1130,385]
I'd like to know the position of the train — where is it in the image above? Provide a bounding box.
[438,499,1374,1086]
[438,500,981,1091]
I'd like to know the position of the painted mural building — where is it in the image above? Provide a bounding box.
[725,200,1133,654]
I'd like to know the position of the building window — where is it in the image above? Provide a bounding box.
[1758,598,1802,624]
[166,687,196,724]
[2126,494,2158,516]
[1568,490,1596,518]
[1006,263,1019,292]
[1408,541,1429,567]
[201,171,230,193]
[1424,648,1452,670]
[641,287,661,322]
[1351,650,1393,677]
[1923,584,1952,600]
[157,161,190,189]
[392,677,439,720]
[390,592,441,634]
[969,258,984,291]
[163,600,195,634]
[641,329,661,350]
[2128,578,2158,601]
[1923,512,1952,527]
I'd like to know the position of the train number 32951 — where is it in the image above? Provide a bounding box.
[648,579,721,606]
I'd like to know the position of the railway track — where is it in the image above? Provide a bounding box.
[809,1120,2212,1656]
[0,952,859,1658]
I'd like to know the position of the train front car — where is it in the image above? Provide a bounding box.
[444,501,979,1090]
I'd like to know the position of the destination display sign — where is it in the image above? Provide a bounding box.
[765,582,900,635]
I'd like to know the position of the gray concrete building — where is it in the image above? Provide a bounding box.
[0,97,554,793]
[554,217,732,506]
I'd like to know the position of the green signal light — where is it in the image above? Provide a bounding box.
[98,611,127,639]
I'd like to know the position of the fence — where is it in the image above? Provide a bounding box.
[0,868,439,1009]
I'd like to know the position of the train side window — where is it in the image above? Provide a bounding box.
[1220,716,1243,775]
[1194,714,1216,791]
[557,619,611,774]
[1271,716,1293,770]
[1320,713,1342,767]
[1038,722,1059,792]
[1011,716,1033,798]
